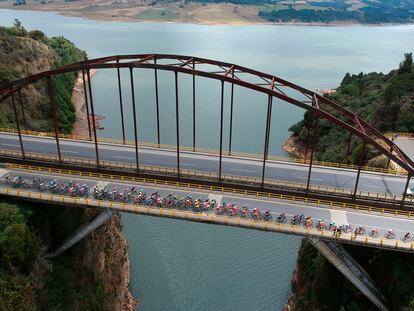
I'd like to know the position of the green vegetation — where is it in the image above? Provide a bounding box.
[0,202,39,311]
[0,21,86,133]
[0,200,110,311]
[287,55,414,310]
[288,53,414,165]
[290,239,414,310]
[136,8,178,20]
[190,0,414,23]
[0,25,114,311]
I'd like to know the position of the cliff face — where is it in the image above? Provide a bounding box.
[0,24,137,310]
[85,212,138,311]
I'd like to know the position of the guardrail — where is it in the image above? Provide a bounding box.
[2,149,412,207]
[385,132,414,138]
[5,163,414,219]
[0,186,413,253]
[0,128,405,176]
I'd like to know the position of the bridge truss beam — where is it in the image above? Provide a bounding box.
[308,238,389,311]
[47,208,118,258]
[1,54,413,206]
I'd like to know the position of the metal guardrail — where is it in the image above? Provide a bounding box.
[0,186,413,253]
[385,132,414,138]
[2,149,413,207]
[5,163,414,219]
[0,128,406,175]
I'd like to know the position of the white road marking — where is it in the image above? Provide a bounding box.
[230,168,255,173]
[113,156,134,160]
[96,181,109,191]
[0,169,9,178]
[63,150,78,154]
[297,176,323,182]
[363,185,382,189]
[182,163,196,167]
[2,143,19,147]
[208,194,223,206]
[330,210,349,225]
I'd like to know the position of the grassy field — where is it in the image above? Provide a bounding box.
[135,8,178,20]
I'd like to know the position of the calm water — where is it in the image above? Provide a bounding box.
[1,10,413,310]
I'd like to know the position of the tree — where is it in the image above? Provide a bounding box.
[399,52,413,74]
[13,18,22,30]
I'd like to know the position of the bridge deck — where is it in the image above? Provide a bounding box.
[0,132,412,205]
[1,166,414,253]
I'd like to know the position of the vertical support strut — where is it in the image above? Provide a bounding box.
[154,58,161,147]
[353,141,366,199]
[11,94,25,159]
[304,120,311,161]
[344,132,352,163]
[192,59,196,152]
[129,67,139,171]
[261,95,273,187]
[228,70,235,156]
[306,116,318,193]
[81,70,92,140]
[401,174,411,208]
[86,69,100,167]
[116,59,126,145]
[18,89,27,131]
[175,71,180,177]
[218,80,225,182]
[386,145,393,170]
[47,76,62,163]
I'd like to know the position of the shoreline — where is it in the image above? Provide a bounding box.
[2,6,414,27]
[282,134,307,160]
[71,69,105,136]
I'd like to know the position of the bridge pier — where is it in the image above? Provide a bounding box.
[308,238,388,311]
[47,208,119,258]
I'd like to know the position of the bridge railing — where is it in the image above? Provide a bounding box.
[2,148,412,208]
[5,162,414,217]
[0,128,406,176]
[0,186,413,253]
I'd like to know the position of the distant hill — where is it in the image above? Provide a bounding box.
[2,0,414,24]
[288,53,414,165]
[192,0,414,23]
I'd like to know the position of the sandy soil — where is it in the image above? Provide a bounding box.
[71,69,103,137]
[0,1,265,25]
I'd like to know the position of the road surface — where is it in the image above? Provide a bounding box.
[0,132,412,197]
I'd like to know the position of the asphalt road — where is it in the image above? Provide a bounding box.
[1,168,413,241]
[395,136,414,161]
[0,132,412,196]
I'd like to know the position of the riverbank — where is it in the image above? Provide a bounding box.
[71,70,138,310]
[2,3,414,26]
[282,134,306,160]
[71,69,104,136]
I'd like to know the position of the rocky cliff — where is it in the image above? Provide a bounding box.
[0,22,137,310]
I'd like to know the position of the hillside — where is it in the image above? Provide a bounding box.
[284,54,414,311]
[0,24,137,311]
[2,0,414,24]
[285,239,414,310]
[288,53,414,166]
[0,20,86,133]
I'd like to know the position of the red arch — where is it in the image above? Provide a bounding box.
[1,54,412,175]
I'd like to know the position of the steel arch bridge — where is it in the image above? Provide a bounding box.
[0,54,413,209]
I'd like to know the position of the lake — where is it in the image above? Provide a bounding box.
[1,9,413,310]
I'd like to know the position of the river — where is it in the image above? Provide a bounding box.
[1,10,413,310]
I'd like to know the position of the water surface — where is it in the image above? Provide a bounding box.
[1,10,413,310]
